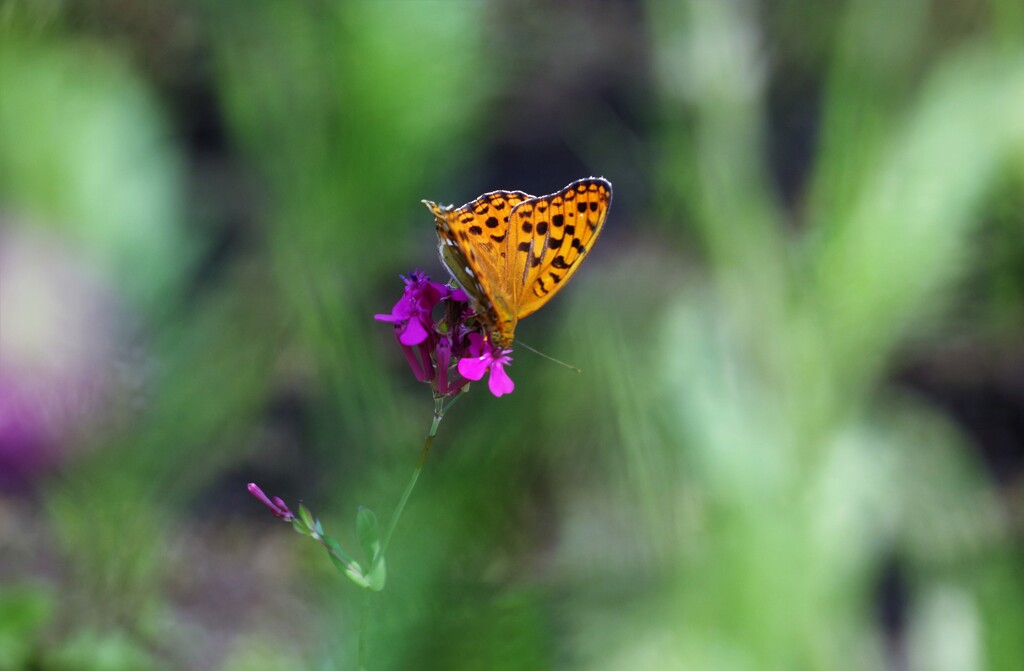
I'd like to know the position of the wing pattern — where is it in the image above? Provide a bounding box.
[424,177,612,346]
[506,177,611,320]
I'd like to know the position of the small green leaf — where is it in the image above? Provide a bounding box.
[356,507,382,564]
[298,503,315,530]
[322,535,356,564]
[356,508,386,591]
[328,552,371,589]
[366,556,387,592]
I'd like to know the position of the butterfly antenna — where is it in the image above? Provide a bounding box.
[516,340,582,373]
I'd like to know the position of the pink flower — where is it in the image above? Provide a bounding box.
[373,270,448,346]
[435,337,470,397]
[457,334,515,397]
[247,483,295,521]
[376,271,514,398]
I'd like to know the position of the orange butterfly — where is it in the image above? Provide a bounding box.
[423,177,612,347]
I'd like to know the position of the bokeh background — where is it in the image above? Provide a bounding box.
[2,1,1024,669]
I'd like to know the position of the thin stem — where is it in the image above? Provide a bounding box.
[377,394,447,562]
[358,589,371,671]
[440,392,464,416]
[358,393,454,670]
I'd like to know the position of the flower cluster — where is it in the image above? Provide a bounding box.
[374,270,514,397]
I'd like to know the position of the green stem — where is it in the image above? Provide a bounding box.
[358,589,371,671]
[377,394,447,563]
[358,394,454,669]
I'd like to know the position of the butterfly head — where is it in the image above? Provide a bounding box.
[421,199,450,221]
[424,197,509,340]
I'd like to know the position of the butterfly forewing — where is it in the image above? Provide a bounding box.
[506,177,612,320]
[424,191,533,331]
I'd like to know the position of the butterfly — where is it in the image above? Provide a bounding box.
[423,177,612,348]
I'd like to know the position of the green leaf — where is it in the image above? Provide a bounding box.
[366,556,387,592]
[298,503,315,531]
[356,507,386,591]
[327,552,370,589]
[321,534,376,588]
[322,534,356,565]
[356,507,382,564]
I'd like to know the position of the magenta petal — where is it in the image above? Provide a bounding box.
[458,355,489,381]
[487,362,515,397]
[247,483,273,507]
[374,313,397,322]
[416,341,435,382]
[399,317,429,345]
[465,332,485,357]
[390,296,416,320]
[435,338,452,371]
[248,483,293,520]
[425,282,449,306]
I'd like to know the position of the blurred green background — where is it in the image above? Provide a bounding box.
[2,1,1024,669]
